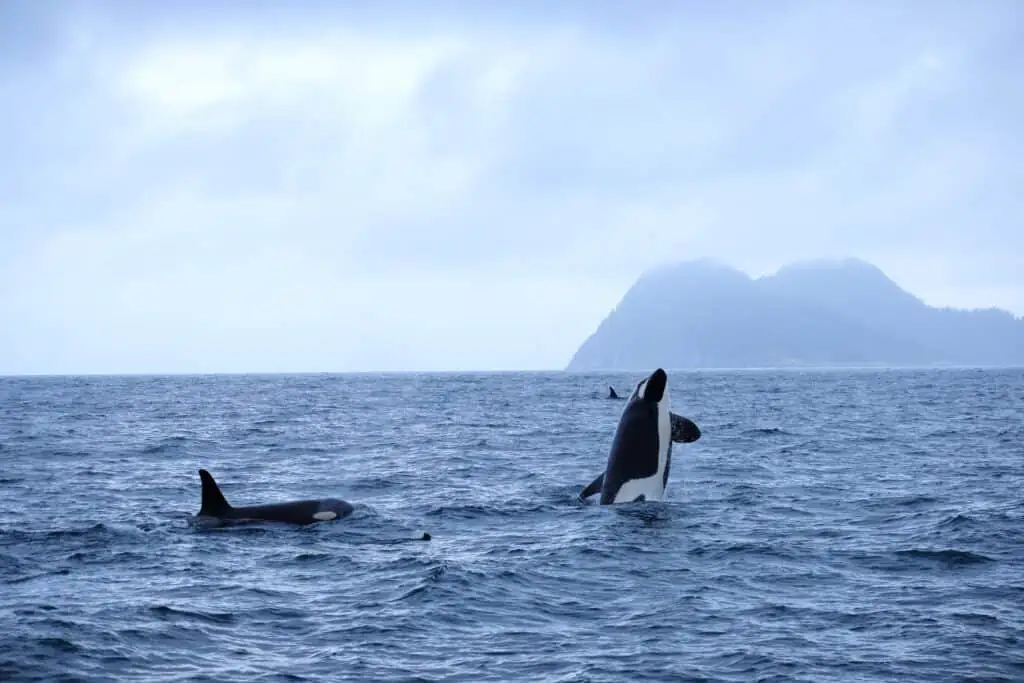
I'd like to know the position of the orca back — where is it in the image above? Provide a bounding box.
[600,399,668,504]
[196,469,353,526]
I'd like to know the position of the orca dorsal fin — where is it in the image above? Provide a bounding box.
[198,469,232,516]
[608,386,619,399]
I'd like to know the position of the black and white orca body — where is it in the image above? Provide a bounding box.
[195,469,354,527]
[580,368,701,505]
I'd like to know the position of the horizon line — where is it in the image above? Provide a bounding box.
[2,363,1022,379]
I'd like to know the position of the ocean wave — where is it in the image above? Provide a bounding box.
[1,370,1021,682]
[892,548,996,566]
[149,605,238,625]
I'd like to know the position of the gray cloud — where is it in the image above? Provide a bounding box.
[1,0,1021,372]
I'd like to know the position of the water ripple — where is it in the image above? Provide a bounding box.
[1,368,1022,682]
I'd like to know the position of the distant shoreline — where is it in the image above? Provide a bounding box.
[566,258,1024,371]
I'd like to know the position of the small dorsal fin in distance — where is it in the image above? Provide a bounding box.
[608,386,619,399]
[670,413,702,443]
[198,469,232,516]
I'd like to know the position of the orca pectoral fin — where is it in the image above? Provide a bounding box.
[579,473,604,500]
[670,413,701,443]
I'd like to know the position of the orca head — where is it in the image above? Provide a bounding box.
[322,499,355,519]
[632,367,669,404]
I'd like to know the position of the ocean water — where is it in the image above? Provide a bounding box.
[1,368,1022,682]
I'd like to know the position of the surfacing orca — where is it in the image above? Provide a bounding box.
[580,368,701,505]
[195,469,354,526]
[608,386,622,399]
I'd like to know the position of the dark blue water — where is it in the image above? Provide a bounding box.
[1,369,1022,682]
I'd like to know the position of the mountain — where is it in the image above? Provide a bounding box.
[566,258,1024,370]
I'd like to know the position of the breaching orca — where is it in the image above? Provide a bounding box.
[195,469,354,526]
[580,368,701,505]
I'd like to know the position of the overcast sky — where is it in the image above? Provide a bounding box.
[2,0,1021,374]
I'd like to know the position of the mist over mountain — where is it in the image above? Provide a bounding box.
[566,258,1024,371]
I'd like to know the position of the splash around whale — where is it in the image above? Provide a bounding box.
[193,469,355,528]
